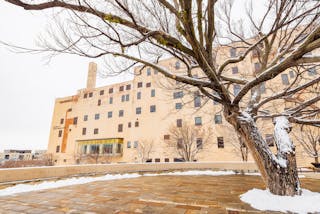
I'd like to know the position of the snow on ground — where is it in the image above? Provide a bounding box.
[0,170,235,196]
[240,188,320,213]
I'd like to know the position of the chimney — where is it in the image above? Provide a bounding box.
[86,62,97,89]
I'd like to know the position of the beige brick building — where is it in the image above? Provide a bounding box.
[47,48,319,166]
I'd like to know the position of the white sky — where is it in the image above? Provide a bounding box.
[0,1,132,152]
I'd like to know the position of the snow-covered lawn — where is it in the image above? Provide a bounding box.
[241,188,320,213]
[0,170,234,196]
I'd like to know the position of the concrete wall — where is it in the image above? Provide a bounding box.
[0,162,257,184]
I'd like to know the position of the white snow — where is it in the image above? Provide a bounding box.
[274,116,294,154]
[0,173,141,197]
[144,170,235,177]
[241,188,320,213]
[0,170,234,197]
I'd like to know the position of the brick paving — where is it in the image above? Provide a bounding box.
[0,174,319,214]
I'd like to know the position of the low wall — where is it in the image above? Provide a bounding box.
[0,162,258,184]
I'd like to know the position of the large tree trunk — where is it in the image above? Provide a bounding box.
[225,110,301,196]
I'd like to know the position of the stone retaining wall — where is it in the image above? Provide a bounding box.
[0,162,258,184]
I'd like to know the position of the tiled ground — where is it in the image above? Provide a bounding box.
[0,174,319,214]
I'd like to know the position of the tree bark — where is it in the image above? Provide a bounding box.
[225,110,301,196]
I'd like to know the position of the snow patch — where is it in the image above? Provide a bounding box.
[240,188,320,213]
[0,170,235,196]
[274,116,293,154]
[144,170,235,177]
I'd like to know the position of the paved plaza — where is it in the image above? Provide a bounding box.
[0,174,319,214]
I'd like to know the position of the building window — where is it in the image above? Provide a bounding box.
[214,114,222,124]
[136,107,142,115]
[164,135,170,140]
[127,141,131,148]
[83,115,88,121]
[99,90,104,95]
[233,85,241,96]
[165,158,169,162]
[73,117,78,125]
[90,145,99,154]
[260,82,266,94]
[119,86,124,92]
[109,97,113,104]
[150,105,156,113]
[176,119,182,127]
[281,74,289,85]
[173,91,184,99]
[135,121,139,127]
[254,62,261,72]
[266,134,274,147]
[60,118,64,124]
[230,47,237,57]
[137,92,141,100]
[195,117,202,126]
[151,89,155,97]
[102,144,113,154]
[109,88,113,94]
[137,82,143,88]
[82,128,86,135]
[97,99,101,106]
[121,95,125,102]
[146,82,151,88]
[84,93,88,98]
[194,92,201,107]
[89,92,93,97]
[119,110,124,117]
[177,138,183,149]
[56,145,60,153]
[196,138,203,149]
[125,94,129,101]
[128,122,131,128]
[118,124,123,132]
[232,66,238,74]
[155,158,160,162]
[175,103,182,109]
[308,67,317,76]
[147,68,151,76]
[217,137,224,148]
[58,130,63,137]
[107,111,112,118]
[134,141,138,148]
[289,70,295,78]
[93,128,99,134]
[126,84,131,90]
[175,61,181,69]
[95,114,100,120]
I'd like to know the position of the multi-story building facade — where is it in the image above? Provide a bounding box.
[47,47,319,166]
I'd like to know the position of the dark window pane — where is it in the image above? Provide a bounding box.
[217,137,224,148]
[281,74,289,85]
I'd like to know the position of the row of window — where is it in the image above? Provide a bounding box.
[96,90,156,106]
[83,82,154,99]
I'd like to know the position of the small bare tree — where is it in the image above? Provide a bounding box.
[294,125,320,164]
[167,122,212,161]
[135,140,154,163]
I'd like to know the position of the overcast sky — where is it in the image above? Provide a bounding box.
[0,1,132,152]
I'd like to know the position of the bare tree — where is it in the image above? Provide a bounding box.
[294,125,320,164]
[3,0,320,196]
[135,140,154,163]
[167,122,212,162]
